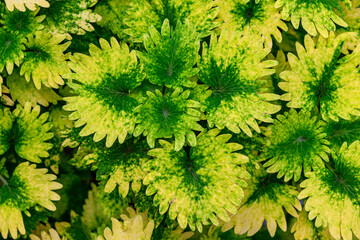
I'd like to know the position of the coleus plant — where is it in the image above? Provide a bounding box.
[0,0,360,239]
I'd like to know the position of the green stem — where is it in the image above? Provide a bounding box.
[0,174,8,186]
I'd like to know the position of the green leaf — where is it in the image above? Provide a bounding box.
[199,29,281,137]
[21,31,71,89]
[40,0,101,37]
[0,103,53,163]
[275,0,349,37]
[222,174,301,237]
[55,211,90,240]
[262,109,330,182]
[324,117,360,150]
[63,37,145,147]
[291,209,335,240]
[298,140,360,240]
[137,19,199,89]
[4,0,49,12]
[279,32,360,121]
[7,71,62,107]
[82,139,150,198]
[0,162,62,239]
[124,0,219,41]
[134,88,203,150]
[217,0,287,47]
[97,207,155,240]
[340,0,360,54]
[143,129,250,232]
[0,30,25,74]
[94,0,130,40]
[0,7,45,37]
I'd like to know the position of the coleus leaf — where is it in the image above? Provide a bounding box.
[7,71,62,107]
[262,109,330,182]
[275,0,349,37]
[0,103,53,163]
[0,162,62,239]
[134,88,203,150]
[143,129,250,232]
[4,0,49,12]
[324,117,360,149]
[0,7,45,37]
[63,37,145,147]
[339,0,360,54]
[298,141,360,240]
[222,173,302,237]
[97,207,155,240]
[55,211,90,240]
[198,29,281,137]
[0,30,25,75]
[40,0,101,37]
[217,0,287,47]
[291,209,335,240]
[30,228,64,240]
[137,19,199,89]
[21,31,71,89]
[81,139,150,198]
[124,0,219,41]
[94,0,130,40]
[200,226,251,240]
[279,32,360,121]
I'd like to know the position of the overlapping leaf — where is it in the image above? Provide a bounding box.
[134,88,203,150]
[279,32,360,121]
[124,0,219,41]
[0,102,53,163]
[137,19,199,89]
[0,162,62,239]
[64,37,145,147]
[217,0,287,47]
[275,0,350,37]
[263,109,330,182]
[143,129,250,232]
[299,141,360,240]
[199,29,281,137]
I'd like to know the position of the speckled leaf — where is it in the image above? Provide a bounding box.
[0,162,62,239]
[279,32,360,121]
[217,0,287,47]
[97,207,154,240]
[324,117,360,149]
[0,7,45,37]
[0,30,25,74]
[94,0,130,40]
[263,109,330,182]
[81,140,150,198]
[40,0,101,37]
[7,71,62,107]
[134,88,203,150]
[275,0,349,37]
[0,103,53,163]
[4,0,49,11]
[222,174,301,237]
[291,209,335,240]
[137,19,199,89]
[143,129,250,232]
[63,37,145,147]
[199,29,281,137]
[21,31,71,89]
[124,0,219,41]
[299,141,360,240]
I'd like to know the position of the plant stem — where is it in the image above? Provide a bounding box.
[0,174,8,186]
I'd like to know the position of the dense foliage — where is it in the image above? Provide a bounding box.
[1,0,360,239]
